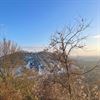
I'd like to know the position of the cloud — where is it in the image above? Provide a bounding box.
[91,35,100,39]
[22,46,46,52]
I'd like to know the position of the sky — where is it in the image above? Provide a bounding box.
[0,0,100,56]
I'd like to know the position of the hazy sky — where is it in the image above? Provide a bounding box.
[0,0,100,56]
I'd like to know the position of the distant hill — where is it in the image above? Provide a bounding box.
[0,51,80,75]
[0,51,62,75]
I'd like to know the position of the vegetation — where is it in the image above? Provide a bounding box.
[0,19,100,100]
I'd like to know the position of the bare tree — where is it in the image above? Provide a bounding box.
[49,18,91,99]
[0,38,20,56]
[0,38,23,82]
